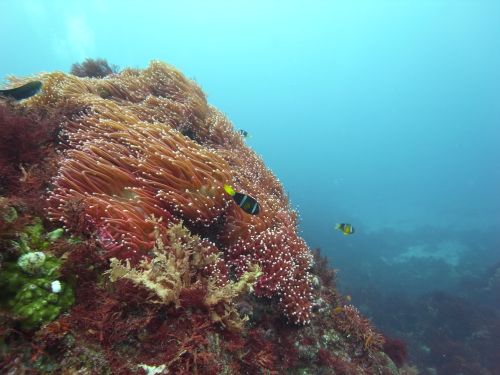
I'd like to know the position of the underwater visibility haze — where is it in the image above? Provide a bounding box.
[0,1,499,374]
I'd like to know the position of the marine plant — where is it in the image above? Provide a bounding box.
[0,103,59,198]
[70,57,119,78]
[383,336,408,367]
[106,220,261,331]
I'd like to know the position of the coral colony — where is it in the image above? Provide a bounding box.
[0,60,409,374]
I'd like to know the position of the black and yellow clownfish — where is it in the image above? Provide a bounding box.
[238,129,250,138]
[224,184,260,215]
[335,223,355,236]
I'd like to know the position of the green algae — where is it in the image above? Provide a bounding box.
[0,219,74,329]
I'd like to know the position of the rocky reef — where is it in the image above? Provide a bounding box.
[0,61,412,374]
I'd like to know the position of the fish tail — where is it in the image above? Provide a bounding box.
[224,184,235,196]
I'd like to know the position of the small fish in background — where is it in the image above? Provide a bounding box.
[0,81,42,100]
[332,306,344,314]
[238,129,250,138]
[335,223,355,236]
[224,184,260,215]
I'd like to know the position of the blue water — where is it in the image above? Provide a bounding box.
[2,1,500,371]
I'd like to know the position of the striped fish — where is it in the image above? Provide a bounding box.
[335,223,355,236]
[224,184,260,215]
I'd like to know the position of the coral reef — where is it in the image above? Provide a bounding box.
[0,61,405,374]
[38,60,313,324]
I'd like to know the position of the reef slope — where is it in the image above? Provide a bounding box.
[0,61,408,374]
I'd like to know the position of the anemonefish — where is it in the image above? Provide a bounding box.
[332,306,344,314]
[0,81,42,100]
[238,129,249,138]
[224,184,260,215]
[335,223,355,236]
